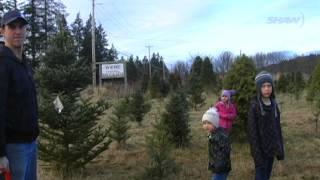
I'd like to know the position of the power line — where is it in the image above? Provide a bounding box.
[95,5,127,35]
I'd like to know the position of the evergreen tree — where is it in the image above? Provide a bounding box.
[70,13,84,60]
[188,75,205,110]
[142,56,149,76]
[109,98,131,148]
[23,0,66,67]
[224,55,257,132]
[277,73,288,93]
[80,15,112,64]
[126,55,139,83]
[134,56,144,77]
[291,72,305,100]
[107,44,118,61]
[143,118,179,180]
[159,79,170,98]
[23,0,43,67]
[39,94,111,177]
[168,73,182,91]
[307,63,320,133]
[149,72,161,98]
[128,91,151,126]
[150,53,162,75]
[1,0,21,11]
[37,15,90,91]
[188,56,205,110]
[161,91,191,147]
[201,56,216,91]
[140,74,149,93]
[95,24,109,62]
[307,63,320,102]
[37,16,111,176]
[42,0,66,48]
[190,56,203,77]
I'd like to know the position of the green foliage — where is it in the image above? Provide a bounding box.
[190,56,202,77]
[307,65,320,132]
[307,63,320,102]
[140,74,149,93]
[276,73,288,93]
[149,72,161,98]
[142,118,179,180]
[286,72,305,100]
[188,75,205,110]
[36,16,90,92]
[200,56,217,91]
[109,98,131,148]
[80,15,115,65]
[159,79,170,98]
[168,73,182,91]
[161,91,191,147]
[37,24,111,177]
[128,91,151,126]
[39,94,111,177]
[224,55,257,131]
[70,13,84,60]
[126,56,139,83]
[23,0,66,67]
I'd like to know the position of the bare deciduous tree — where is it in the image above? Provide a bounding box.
[173,61,191,86]
[214,51,234,77]
[252,51,290,68]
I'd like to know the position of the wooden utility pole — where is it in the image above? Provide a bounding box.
[92,0,96,88]
[162,59,165,80]
[146,45,152,78]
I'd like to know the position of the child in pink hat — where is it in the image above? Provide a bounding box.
[214,90,238,134]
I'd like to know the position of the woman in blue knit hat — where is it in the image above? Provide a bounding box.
[247,71,285,180]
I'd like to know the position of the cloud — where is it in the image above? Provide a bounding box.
[61,0,320,63]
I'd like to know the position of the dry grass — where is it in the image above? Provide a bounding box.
[39,92,320,180]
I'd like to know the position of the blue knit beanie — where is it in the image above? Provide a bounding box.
[255,71,273,89]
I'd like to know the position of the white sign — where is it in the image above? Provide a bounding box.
[101,63,125,79]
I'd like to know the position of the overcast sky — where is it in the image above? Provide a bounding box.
[61,0,320,64]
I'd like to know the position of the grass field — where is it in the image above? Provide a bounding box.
[39,92,320,180]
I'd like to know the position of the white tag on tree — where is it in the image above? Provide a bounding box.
[53,95,64,113]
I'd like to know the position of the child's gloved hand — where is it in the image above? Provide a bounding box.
[0,156,9,173]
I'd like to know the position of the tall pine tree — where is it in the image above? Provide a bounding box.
[37,15,111,176]
[80,15,114,64]
[224,55,257,132]
[201,56,216,92]
[188,56,205,110]
[23,0,66,67]
[126,55,139,84]
[190,56,203,77]
[188,75,205,110]
[71,13,84,61]
[1,0,21,11]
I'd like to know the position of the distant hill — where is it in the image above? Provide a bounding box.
[262,54,320,79]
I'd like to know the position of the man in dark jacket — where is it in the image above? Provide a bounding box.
[248,71,284,180]
[0,10,39,180]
